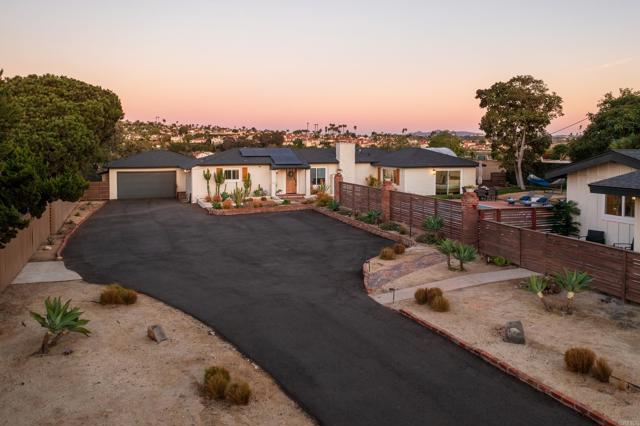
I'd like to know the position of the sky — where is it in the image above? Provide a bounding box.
[1,0,639,134]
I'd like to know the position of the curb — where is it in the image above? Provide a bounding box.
[56,202,105,259]
[398,309,619,426]
[312,207,415,246]
[207,203,313,216]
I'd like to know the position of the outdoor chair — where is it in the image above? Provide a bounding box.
[476,188,488,200]
[487,188,498,201]
[580,230,605,244]
[533,196,549,206]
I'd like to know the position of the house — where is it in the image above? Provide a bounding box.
[546,149,640,248]
[103,142,477,202]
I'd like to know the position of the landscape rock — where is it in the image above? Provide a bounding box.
[504,320,525,344]
[147,324,167,343]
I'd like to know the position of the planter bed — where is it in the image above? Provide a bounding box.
[312,206,415,247]
[208,203,313,216]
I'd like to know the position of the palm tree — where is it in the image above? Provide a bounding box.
[527,275,550,311]
[554,269,591,313]
[453,243,476,271]
[436,239,457,270]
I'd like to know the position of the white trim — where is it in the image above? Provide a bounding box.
[601,194,635,224]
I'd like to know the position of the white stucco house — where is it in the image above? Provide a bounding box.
[546,149,640,250]
[104,142,478,202]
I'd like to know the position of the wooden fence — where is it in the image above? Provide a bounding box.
[0,200,77,291]
[479,207,555,232]
[479,220,640,303]
[389,191,464,241]
[81,174,109,201]
[339,182,382,214]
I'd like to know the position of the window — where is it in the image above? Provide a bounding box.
[435,170,461,195]
[382,168,398,184]
[605,194,635,218]
[224,169,239,180]
[310,168,326,186]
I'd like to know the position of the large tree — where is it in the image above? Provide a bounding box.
[0,73,123,247]
[568,89,640,161]
[476,75,563,189]
[428,131,465,156]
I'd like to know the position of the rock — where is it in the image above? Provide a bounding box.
[43,245,53,251]
[147,325,167,343]
[504,320,525,344]
[63,348,74,356]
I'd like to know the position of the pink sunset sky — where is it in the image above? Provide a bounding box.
[2,0,639,134]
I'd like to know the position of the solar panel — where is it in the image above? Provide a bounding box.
[238,148,305,166]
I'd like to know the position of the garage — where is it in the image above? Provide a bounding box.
[117,171,176,199]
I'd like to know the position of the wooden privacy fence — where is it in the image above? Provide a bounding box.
[339,182,382,213]
[0,200,76,291]
[479,207,555,232]
[389,191,463,241]
[479,220,640,304]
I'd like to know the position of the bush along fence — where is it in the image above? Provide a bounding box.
[479,220,640,304]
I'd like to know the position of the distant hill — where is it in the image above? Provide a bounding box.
[411,130,484,138]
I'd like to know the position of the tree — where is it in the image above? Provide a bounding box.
[476,75,563,189]
[547,143,569,160]
[550,200,581,236]
[568,89,640,161]
[428,131,465,156]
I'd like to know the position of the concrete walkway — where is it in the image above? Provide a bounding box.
[12,261,81,284]
[372,267,538,304]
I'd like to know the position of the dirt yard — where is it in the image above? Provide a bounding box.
[368,244,506,293]
[31,201,105,262]
[398,280,640,424]
[0,281,314,426]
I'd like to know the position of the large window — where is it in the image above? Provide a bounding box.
[605,194,635,218]
[310,168,326,186]
[435,170,461,195]
[224,169,239,180]
[382,168,398,184]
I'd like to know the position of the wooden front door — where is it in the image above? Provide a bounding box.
[286,169,297,194]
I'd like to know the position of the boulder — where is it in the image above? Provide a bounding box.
[147,324,167,343]
[504,320,525,344]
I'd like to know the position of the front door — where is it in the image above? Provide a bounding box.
[286,169,297,194]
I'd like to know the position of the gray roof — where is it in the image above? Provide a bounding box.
[356,147,387,163]
[292,148,338,164]
[589,170,640,197]
[372,147,477,168]
[198,148,273,167]
[106,150,197,169]
[546,149,640,180]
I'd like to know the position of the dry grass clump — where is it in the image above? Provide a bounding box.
[204,366,230,382]
[426,287,443,305]
[414,288,428,305]
[205,372,230,399]
[392,243,406,255]
[99,284,138,305]
[429,295,450,312]
[225,381,252,405]
[379,247,396,260]
[564,347,596,374]
[591,358,612,383]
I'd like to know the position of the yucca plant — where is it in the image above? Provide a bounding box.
[422,215,444,233]
[554,269,592,313]
[202,169,212,198]
[453,243,476,271]
[30,297,90,354]
[213,169,225,196]
[526,275,550,311]
[365,209,381,224]
[436,239,457,270]
[231,185,245,208]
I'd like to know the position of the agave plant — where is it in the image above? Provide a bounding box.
[436,239,457,270]
[202,169,212,198]
[30,297,90,354]
[554,269,592,313]
[422,215,444,233]
[526,275,550,311]
[452,243,476,271]
[365,209,381,224]
[231,185,245,208]
[213,169,225,196]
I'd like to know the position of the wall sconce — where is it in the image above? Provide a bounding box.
[431,169,437,175]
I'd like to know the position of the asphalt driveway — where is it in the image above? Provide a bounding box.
[63,200,591,426]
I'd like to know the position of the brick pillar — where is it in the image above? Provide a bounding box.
[334,172,343,202]
[461,191,479,246]
[381,180,394,222]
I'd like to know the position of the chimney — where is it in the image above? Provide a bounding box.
[336,141,356,184]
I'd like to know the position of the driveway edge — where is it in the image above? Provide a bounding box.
[399,309,618,426]
[57,202,105,259]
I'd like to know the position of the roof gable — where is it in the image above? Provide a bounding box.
[373,147,477,168]
[546,149,640,180]
[106,150,196,169]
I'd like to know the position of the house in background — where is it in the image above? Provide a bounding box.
[546,149,640,248]
[103,142,477,202]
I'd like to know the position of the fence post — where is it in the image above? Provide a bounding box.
[367,187,371,211]
[460,191,479,246]
[496,209,501,222]
[531,208,537,230]
[334,172,343,203]
[381,180,393,222]
[623,250,628,303]
[409,195,413,236]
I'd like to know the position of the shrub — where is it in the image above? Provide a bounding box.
[554,269,592,313]
[414,288,429,305]
[212,194,222,202]
[222,199,233,209]
[426,287,443,304]
[221,191,230,201]
[260,196,267,201]
[453,243,476,271]
[436,239,457,269]
[526,275,550,311]
[357,210,381,224]
[204,366,231,383]
[379,247,396,260]
[430,295,450,312]
[282,199,291,205]
[415,233,432,244]
[252,201,262,208]
[591,358,612,383]
[328,199,340,211]
[225,381,252,405]
[398,225,408,235]
[231,186,245,208]
[205,373,230,399]
[422,215,444,233]
[379,222,401,232]
[491,256,509,266]
[252,185,266,197]
[315,192,333,207]
[392,243,405,255]
[212,202,222,209]
[100,284,138,305]
[564,347,596,374]
[30,297,90,354]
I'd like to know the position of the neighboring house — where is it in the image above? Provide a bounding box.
[103,142,477,202]
[546,149,640,247]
